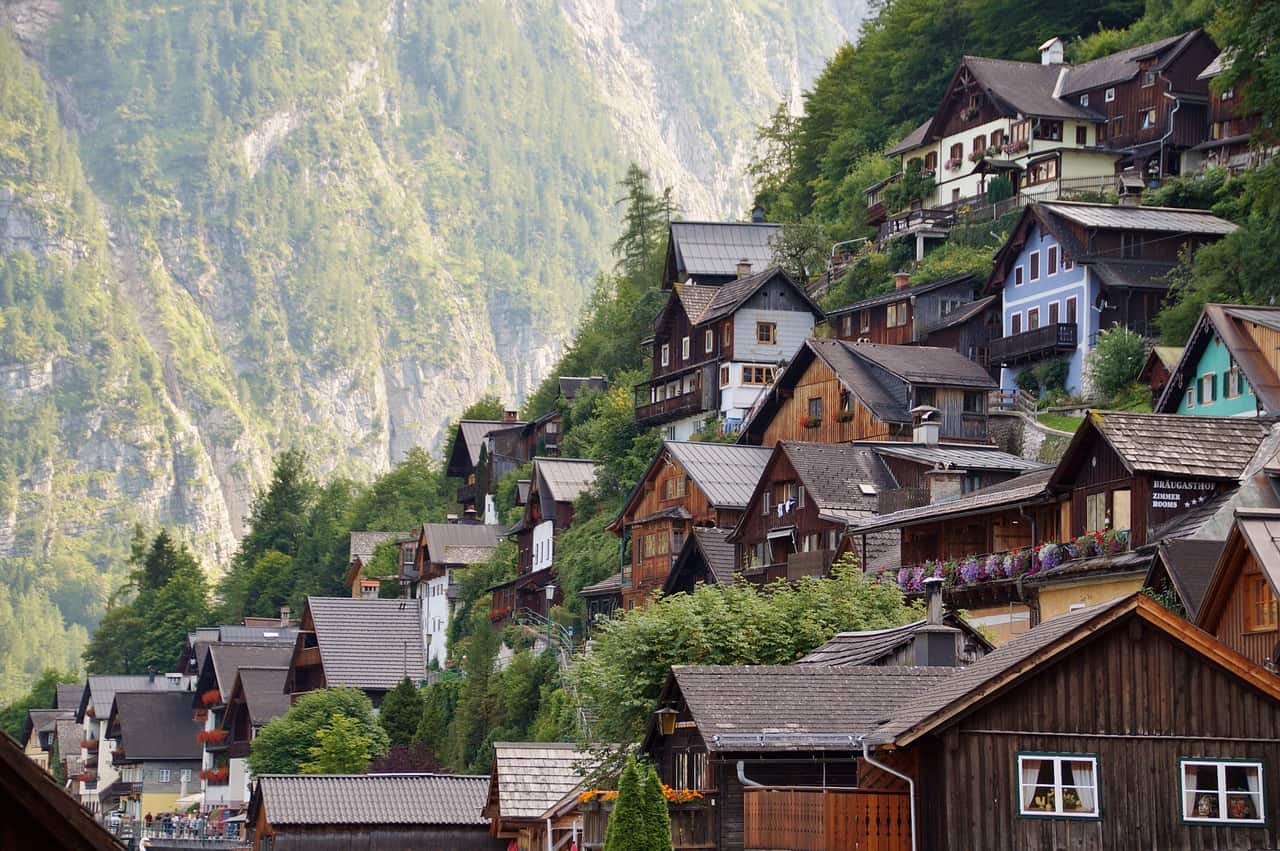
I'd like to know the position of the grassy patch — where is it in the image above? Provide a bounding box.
[1038,412,1084,433]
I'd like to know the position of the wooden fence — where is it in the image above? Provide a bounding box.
[744,787,911,851]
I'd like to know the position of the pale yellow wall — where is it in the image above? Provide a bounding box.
[1038,576,1144,623]
[141,790,183,815]
[962,602,1033,646]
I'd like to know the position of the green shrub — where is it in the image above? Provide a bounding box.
[1086,326,1147,403]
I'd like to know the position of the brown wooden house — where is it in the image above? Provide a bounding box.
[609,440,771,609]
[1196,509,1280,669]
[662,527,738,598]
[446,416,526,516]
[646,594,1280,851]
[1144,537,1226,620]
[1192,52,1270,173]
[484,742,592,850]
[738,338,997,447]
[220,666,289,764]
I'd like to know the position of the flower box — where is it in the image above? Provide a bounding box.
[967,149,986,163]
[1001,140,1029,155]
[80,738,98,750]
[800,415,822,429]
[835,411,855,423]
[200,689,222,707]
[944,157,963,170]
[489,606,512,622]
[199,767,230,784]
[196,729,228,745]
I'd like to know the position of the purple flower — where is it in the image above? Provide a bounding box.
[1038,543,1061,572]
[910,565,926,593]
[897,567,910,591]
[959,556,982,585]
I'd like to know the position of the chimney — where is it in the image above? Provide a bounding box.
[914,577,960,667]
[925,466,965,504]
[1039,37,1064,66]
[463,505,480,524]
[911,405,941,446]
[751,205,766,224]
[279,605,290,627]
[893,271,912,290]
[736,259,753,279]
[446,513,459,524]
[503,410,519,422]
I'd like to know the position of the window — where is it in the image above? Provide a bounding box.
[1141,109,1157,130]
[1048,246,1058,275]
[950,142,963,161]
[1225,365,1247,398]
[720,365,730,387]
[915,387,936,408]
[663,477,687,501]
[886,302,909,327]
[1181,760,1264,824]
[681,336,690,360]
[1011,312,1023,335]
[1063,253,1073,272]
[839,390,852,413]
[1111,114,1125,137]
[1018,754,1099,818]
[1104,87,1116,102]
[1185,387,1196,410]
[963,391,984,413]
[1080,94,1089,107]
[743,366,774,385]
[1012,120,1030,144]
[756,322,777,344]
[1065,296,1077,324]
[1096,121,1107,144]
[1029,251,1040,281]
[158,769,171,784]
[1025,157,1059,187]
[660,343,670,367]
[761,491,772,516]
[1076,125,1088,146]
[1014,265,1024,287]
[924,151,937,171]
[841,315,852,337]
[1112,489,1131,532]
[1245,575,1278,632]
[860,309,871,333]
[1121,232,1142,259]
[807,397,823,420]
[990,129,1003,148]
[1141,70,1157,87]
[1223,87,1235,101]
[180,769,191,783]
[796,485,806,509]
[722,322,731,347]
[705,329,714,353]
[973,135,986,155]
[1086,491,1107,532]
[1027,308,1040,330]
[1198,372,1217,405]
[1049,302,1060,325]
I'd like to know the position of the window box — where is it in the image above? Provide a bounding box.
[1181,759,1264,824]
[1001,140,1029,155]
[1018,753,1099,819]
[200,689,222,707]
[944,157,963,171]
[800,415,822,429]
[835,411,855,423]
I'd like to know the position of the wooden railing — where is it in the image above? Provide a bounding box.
[787,549,835,581]
[634,387,708,426]
[878,487,928,515]
[990,322,1077,365]
[990,388,1036,414]
[744,787,911,851]
[293,646,321,668]
[877,207,955,244]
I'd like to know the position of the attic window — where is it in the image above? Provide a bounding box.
[1141,70,1157,87]
[1104,87,1116,103]
[1080,94,1089,107]
[859,483,877,496]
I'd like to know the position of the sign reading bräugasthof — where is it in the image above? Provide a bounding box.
[1151,479,1215,510]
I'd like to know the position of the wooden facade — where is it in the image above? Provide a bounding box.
[1196,511,1280,668]
[827,274,989,358]
[732,450,844,581]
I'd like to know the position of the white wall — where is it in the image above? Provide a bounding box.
[426,572,451,666]
[531,520,555,573]
[732,308,813,365]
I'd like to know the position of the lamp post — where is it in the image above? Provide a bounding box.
[544,583,557,653]
[655,706,678,737]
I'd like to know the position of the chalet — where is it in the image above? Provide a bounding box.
[175,621,296,678]
[102,691,202,823]
[1145,537,1226,620]
[646,593,1280,851]
[284,597,427,705]
[0,726,122,850]
[636,265,824,438]
[20,708,70,774]
[1138,344,1183,399]
[485,742,593,850]
[738,338,998,446]
[871,31,1220,251]
[826,272,998,366]
[1195,509,1280,669]
[663,527,738,598]
[986,201,1237,395]
[610,440,771,609]
[519,376,610,460]
[412,522,502,665]
[190,643,292,809]
[662,219,781,290]
[446,415,526,517]
[1191,52,1272,174]
[343,530,400,598]
[219,666,289,805]
[730,441,898,582]
[1155,304,1280,416]
[249,773,499,851]
[579,573,623,628]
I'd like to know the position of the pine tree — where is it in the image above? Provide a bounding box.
[603,755,643,851]
[638,761,674,851]
[379,677,425,747]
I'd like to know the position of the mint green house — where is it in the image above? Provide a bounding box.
[1155,304,1280,417]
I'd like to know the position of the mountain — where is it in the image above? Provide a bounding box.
[0,0,865,697]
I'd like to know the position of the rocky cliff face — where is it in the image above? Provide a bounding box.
[0,0,864,671]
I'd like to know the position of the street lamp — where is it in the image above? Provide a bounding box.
[544,584,557,652]
[655,706,679,737]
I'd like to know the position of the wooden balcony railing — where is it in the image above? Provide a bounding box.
[787,549,834,581]
[877,207,955,244]
[990,322,1077,366]
[634,389,708,426]
[293,646,321,668]
[878,487,929,515]
[744,787,911,851]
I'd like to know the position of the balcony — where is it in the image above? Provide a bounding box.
[744,787,911,851]
[878,487,928,515]
[293,645,321,668]
[990,322,1078,366]
[456,481,478,505]
[876,207,955,246]
[786,549,834,581]
[634,387,709,427]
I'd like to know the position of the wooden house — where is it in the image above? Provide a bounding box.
[1192,52,1271,173]
[343,531,399,598]
[662,220,781,290]
[1138,344,1183,399]
[609,440,771,609]
[249,773,500,851]
[19,709,69,774]
[484,742,592,850]
[412,522,501,665]
[1196,509,1280,669]
[1145,538,1226,620]
[220,666,289,779]
[739,339,996,446]
[446,415,526,516]
[662,527,738,598]
[101,691,202,822]
[579,573,623,630]
[986,201,1236,396]
[1155,304,1280,416]
[0,725,122,850]
[284,597,427,705]
[636,265,824,438]
[646,594,1280,851]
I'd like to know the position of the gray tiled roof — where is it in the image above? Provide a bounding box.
[1059,31,1197,96]
[1150,539,1225,620]
[306,597,427,691]
[559,376,608,400]
[1198,52,1227,80]
[208,643,294,699]
[1225,306,1280,333]
[849,467,1055,535]
[216,625,297,643]
[110,691,202,761]
[1084,411,1272,478]
[232,667,291,727]
[349,531,399,563]
[28,709,67,735]
[826,273,976,318]
[257,773,490,826]
[84,675,188,721]
[490,742,591,819]
[579,573,623,597]
[665,441,773,509]
[421,523,501,563]
[674,665,956,751]
[692,527,738,585]
[866,443,1046,473]
[845,342,998,389]
[668,221,781,279]
[885,119,932,157]
[457,420,522,468]
[535,457,599,504]
[56,684,85,712]
[1039,201,1238,235]
[805,339,908,424]
[925,294,998,333]
[695,267,819,326]
[797,616,988,667]
[1087,259,1178,291]
[965,56,1104,121]
[781,442,897,524]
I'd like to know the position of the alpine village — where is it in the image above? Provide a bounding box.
[9,2,1280,851]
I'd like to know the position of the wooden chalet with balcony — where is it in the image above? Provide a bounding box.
[870,31,1219,253]
[637,265,823,438]
[986,201,1236,395]
[446,415,527,517]
[1191,52,1272,173]
[1155,304,1280,417]
[738,338,997,447]
[609,440,771,610]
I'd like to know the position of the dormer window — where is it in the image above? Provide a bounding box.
[1080,94,1089,107]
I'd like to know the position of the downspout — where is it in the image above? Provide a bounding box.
[736,761,763,787]
[1158,86,1181,181]
[546,815,553,851]
[858,736,917,851]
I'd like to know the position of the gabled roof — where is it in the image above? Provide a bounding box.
[559,376,608,400]
[448,419,524,474]
[962,56,1104,122]
[487,742,591,821]
[1050,411,1274,487]
[689,527,737,585]
[253,773,489,826]
[1059,30,1204,96]
[885,119,933,157]
[1148,538,1226,620]
[825,273,975,318]
[1196,509,1280,634]
[348,531,399,564]
[227,666,291,727]
[205,643,294,700]
[421,523,502,564]
[301,597,427,691]
[56,684,84,712]
[663,441,774,510]
[865,442,1046,473]
[797,616,992,667]
[109,691,201,761]
[534,457,598,505]
[848,342,998,390]
[667,665,956,751]
[674,283,717,324]
[666,221,782,282]
[579,572,623,598]
[82,675,189,722]
[1155,304,1280,414]
[696,266,823,326]
[924,294,998,334]
[776,442,898,525]
[0,728,123,850]
[1039,200,1238,235]
[215,625,297,643]
[849,467,1055,536]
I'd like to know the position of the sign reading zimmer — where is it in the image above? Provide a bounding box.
[1151,479,1215,511]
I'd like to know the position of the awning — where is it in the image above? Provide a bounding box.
[766,527,796,541]
[175,793,203,806]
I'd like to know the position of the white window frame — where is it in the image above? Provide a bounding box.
[1014,265,1024,287]
[1104,87,1116,103]
[1180,759,1265,825]
[158,768,172,784]
[1017,753,1100,819]
[1080,94,1089,107]
[180,769,192,783]
[1029,251,1040,281]
[681,336,690,360]
[660,343,670,367]
[1185,387,1196,410]
[705,328,714,353]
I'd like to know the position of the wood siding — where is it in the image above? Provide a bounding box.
[734,452,844,575]
[1212,549,1280,667]
[760,360,902,446]
[919,623,1280,850]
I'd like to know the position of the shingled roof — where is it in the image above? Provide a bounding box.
[826,273,976,318]
[303,597,427,691]
[844,343,998,390]
[82,675,189,722]
[534,457,598,504]
[797,616,992,667]
[109,691,202,762]
[254,773,489,826]
[349,531,399,564]
[777,442,897,525]
[487,742,592,821]
[866,443,1045,473]
[1148,538,1225,620]
[205,643,294,700]
[229,666,291,727]
[849,468,1055,536]
[1039,201,1238,235]
[56,684,84,712]
[668,665,956,751]
[666,221,781,281]
[448,419,524,474]
[421,523,502,564]
[663,442,773,510]
[691,527,737,585]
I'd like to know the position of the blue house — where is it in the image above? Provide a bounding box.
[985,201,1237,396]
[1154,303,1280,416]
